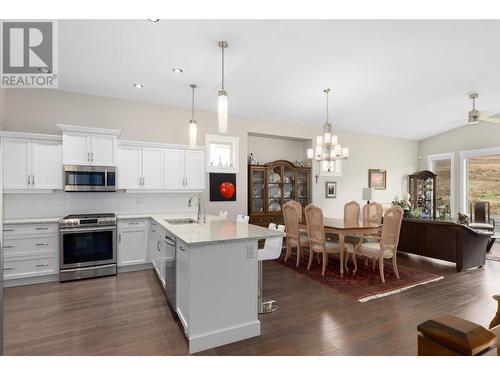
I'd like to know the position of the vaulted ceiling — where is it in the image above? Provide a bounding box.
[58,20,500,140]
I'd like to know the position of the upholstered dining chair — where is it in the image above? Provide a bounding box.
[305,204,352,276]
[343,201,361,269]
[283,202,309,267]
[288,200,308,236]
[353,206,404,283]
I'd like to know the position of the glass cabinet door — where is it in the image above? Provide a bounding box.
[296,171,308,209]
[251,169,265,213]
[283,165,295,205]
[267,166,282,212]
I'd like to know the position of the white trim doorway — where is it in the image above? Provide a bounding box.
[428,152,455,218]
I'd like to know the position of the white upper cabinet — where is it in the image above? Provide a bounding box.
[184,150,205,190]
[164,149,204,191]
[164,149,185,190]
[58,125,120,166]
[2,138,31,189]
[118,145,164,190]
[142,147,164,190]
[118,145,142,190]
[31,140,63,189]
[2,137,62,191]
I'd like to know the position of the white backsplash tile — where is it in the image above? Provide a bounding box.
[3,192,197,219]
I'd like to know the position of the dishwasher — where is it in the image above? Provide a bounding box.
[162,232,177,308]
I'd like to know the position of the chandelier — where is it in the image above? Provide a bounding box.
[307,88,349,172]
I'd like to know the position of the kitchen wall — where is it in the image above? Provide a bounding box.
[247,134,310,165]
[0,88,5,130]
[419,122,500,214]
[4,89,419,219]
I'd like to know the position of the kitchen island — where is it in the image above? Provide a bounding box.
[150,214,284,354]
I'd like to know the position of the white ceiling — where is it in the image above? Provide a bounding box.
[58,20,500,140]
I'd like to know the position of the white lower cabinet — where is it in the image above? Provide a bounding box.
[176,240,190,335]
[2,223,59,281]
[117,219,148,266]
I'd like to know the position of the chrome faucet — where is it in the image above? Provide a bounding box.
[188,193,206,223]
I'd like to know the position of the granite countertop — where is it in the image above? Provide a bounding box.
[3,217,61,225]
[150,214,284,246]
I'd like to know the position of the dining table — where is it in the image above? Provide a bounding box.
[299,218,382,277]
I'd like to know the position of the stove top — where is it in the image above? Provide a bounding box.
[60,213,116,228]
[63,213,115,220]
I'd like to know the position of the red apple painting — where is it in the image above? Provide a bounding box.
[210,173,237,201]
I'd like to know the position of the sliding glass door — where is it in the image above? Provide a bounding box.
[461,148,500,227]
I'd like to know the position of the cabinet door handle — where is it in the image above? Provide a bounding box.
[32,175,35,185]
[28,174,31,185]
[118,233,121,243]
[92,153,95,162]
[128,222,139,225]
[35,227,49,230]
[3,267,15,271]
[88,152,90,162]
[3,229,15,232]
[36,263,49,267]
[3,245,14,249]
[143,177,145,186]
[36,243,49,246]
[179,246,186,252]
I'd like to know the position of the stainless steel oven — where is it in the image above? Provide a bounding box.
[64,165,116,192]
[59,213,117,281]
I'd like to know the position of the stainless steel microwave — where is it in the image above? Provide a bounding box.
[64,165,116,192]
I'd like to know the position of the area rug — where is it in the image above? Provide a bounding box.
[276,252,443,302]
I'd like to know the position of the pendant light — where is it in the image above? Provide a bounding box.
[308,88,349,172]
[217,41,229,133]
[189,84,198,147]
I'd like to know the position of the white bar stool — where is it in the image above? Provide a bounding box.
[257,223,285,314]
[236,214,250,223]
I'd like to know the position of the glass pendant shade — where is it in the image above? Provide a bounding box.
[334,144,342,156]
[189,120,197,147]
[307,148,313,159]
[218,90,228,133]
[324,132,332,145]
[342,147,349,158]
[331,135,338,145]
[316,135,323,146]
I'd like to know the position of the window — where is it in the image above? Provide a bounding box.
[461,147,500,220]
[428,152,454,219]
[205,134,239,173]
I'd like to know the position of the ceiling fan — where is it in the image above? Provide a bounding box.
[467,92,500,125]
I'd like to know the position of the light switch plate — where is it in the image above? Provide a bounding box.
[246,245,255,259]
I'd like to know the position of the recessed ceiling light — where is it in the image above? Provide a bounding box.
[148,19,160,23]
[38,67,51,73]
[172,67,183,74]
[133,83,144,89]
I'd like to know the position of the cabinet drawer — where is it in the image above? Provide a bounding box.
[3,234,58,254]
[3,252,58,280]
[118,219,147,229]
[3,223,58,238]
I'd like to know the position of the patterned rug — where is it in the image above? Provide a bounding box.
[486,242,500,262]
[276,252,443,302]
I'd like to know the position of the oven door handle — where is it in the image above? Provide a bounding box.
[60,226,116,233]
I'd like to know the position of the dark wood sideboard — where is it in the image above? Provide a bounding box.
[397,218,491,271]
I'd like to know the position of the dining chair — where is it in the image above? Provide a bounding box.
[305,204,352,276]
[257,223,285,313]
[283,202,309,267]
[219,210,228,219]
[344,201,361,269]
[289,200,308,236]
[353,206,404,283]
[236,214,250,223]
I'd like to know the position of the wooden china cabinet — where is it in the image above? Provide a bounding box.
[408,170,437,220]
[248,160,311,227]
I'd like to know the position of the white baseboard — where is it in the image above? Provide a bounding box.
[188,320,261,354]
[4,274,59,287]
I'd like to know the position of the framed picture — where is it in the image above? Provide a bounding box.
[209,173,237,202]
[369,169,387,190]
[325,181,337,198]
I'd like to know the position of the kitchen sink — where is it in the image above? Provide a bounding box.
[165,218,200,225]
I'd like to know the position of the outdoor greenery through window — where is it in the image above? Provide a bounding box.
[467,154,500,217]
[432,159,451,219]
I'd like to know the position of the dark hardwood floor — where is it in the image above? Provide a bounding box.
[4,245,500,355]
